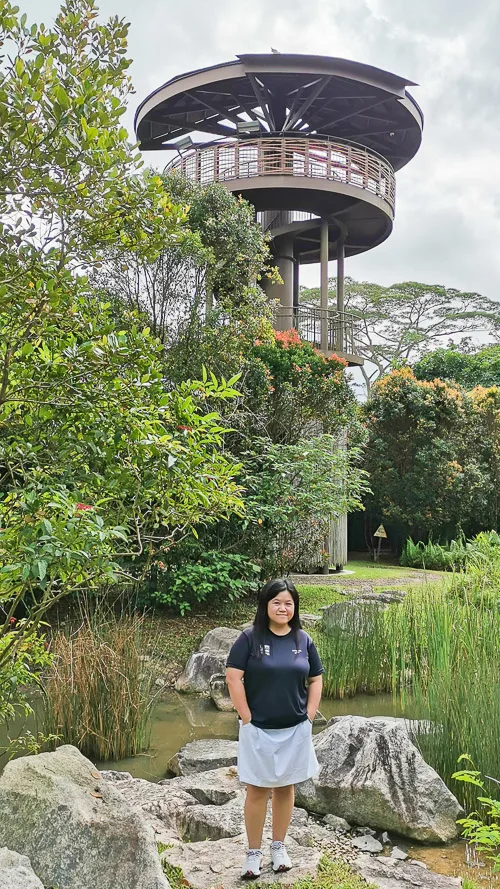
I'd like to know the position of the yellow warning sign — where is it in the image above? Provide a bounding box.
[373,524,387,539]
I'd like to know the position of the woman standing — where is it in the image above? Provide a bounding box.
[226,578,324,879]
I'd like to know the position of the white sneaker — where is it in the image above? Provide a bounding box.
[270,841,292,873]
[241,849,263,879]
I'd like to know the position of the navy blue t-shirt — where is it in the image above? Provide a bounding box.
[226,627,324,729]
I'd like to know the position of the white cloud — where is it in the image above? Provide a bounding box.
[16,0,500,302]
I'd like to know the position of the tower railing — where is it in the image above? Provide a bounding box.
[166,136,396,215]
[275,305,361,356]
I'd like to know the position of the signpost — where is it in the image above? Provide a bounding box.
[373,524,387,562]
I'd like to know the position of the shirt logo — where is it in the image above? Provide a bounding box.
[292,649,302,654]
[259,644,271,656]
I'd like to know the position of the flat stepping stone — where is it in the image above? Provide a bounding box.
[161,832,322,889]
[167,739,238,776]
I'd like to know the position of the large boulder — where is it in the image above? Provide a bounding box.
[321,600,393,636]
[295,716,462,842]
[0,745,170,889]
[175,627,240,694]
[167,739,238,776]
[102,766,243,843]
[0,848,44,889]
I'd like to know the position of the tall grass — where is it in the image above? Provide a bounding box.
[388,585,500,811]
[319,603,392,698]
[317,567,500,811]
[43,607,164,761]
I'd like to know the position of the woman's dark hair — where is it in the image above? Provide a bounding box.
[251,577,302,656]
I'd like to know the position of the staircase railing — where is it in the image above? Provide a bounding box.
[275,305,361,356]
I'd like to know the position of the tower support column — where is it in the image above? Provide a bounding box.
[264,235,295,331]
[336,235,345,352]
[320,219,329,352]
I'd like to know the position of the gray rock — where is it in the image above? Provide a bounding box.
[0,848,44,889]
[325,715,434,738]
[354,852,461,889]
[209,672,235,712]
[163,766,241,805]
[300,613,323,627]
[295,716,462,842]
[161,832,322,889]
[380,831,392,845]
[167,739,238,776]
[102,772,200,832]
[322,814,351,831]
[321,600,391,637]
[0,745,170,889]
[178,796,244,841]
[313,709,328,726]
[391,846,409,860]
[175,627,240,694]
[357,591,406,604]
[351,835,384,853]
[100,769,134,783]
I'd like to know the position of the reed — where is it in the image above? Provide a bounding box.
[318,577,500,810]
[43,608,164,761]
[317,602,392,698]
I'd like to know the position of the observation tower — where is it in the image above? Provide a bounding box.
[135,53,423,367]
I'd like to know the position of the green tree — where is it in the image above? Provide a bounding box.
[300,278,500,395]
[93,174,275,347]
[0,0,243,717]
[363,368,492,543]
[242,436,368,575]
[414,344,500,389]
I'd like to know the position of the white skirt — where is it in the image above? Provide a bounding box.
[237,718,319,788]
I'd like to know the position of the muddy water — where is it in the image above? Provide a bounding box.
[97,691,418,781]
[1,691,414,782]
[408,840,499,885]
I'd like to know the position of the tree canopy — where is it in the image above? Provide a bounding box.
[300,278,500,395]
[414,344,500,390]
[363,368,497,544]
[0,0,244,717]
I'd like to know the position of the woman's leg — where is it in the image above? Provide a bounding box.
[271,784,295,841]
[244,784,271,849]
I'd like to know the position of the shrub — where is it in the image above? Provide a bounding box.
[400,537,467,571]
[453,759,500,868]
[146,550,260,615]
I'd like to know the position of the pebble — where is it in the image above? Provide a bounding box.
[391,846,409,860]
[351,835,384,854]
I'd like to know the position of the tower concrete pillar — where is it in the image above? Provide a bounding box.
[336,235,345,352]
[264,235,295,331]
[320,218,329,352]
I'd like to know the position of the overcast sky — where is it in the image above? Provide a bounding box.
[20,0,500,299]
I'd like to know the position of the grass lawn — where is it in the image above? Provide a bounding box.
[296,585,345,611]
[342,557,445,581]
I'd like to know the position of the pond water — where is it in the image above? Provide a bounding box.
[0,690,416,783]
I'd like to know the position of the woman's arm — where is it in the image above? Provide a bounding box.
[226,666,252,724]
[306,675,323,722]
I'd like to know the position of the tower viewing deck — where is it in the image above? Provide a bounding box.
[135,54,423,366]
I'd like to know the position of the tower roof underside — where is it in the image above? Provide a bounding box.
[135,53,423,171]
